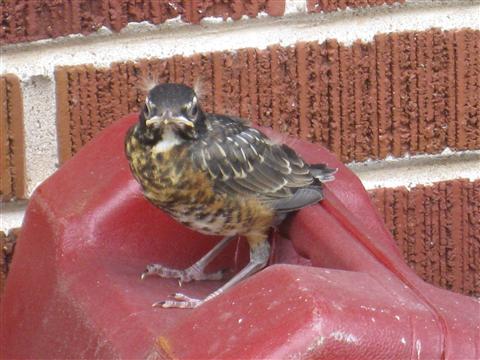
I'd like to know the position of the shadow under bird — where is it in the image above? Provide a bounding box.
[125,83,336,308]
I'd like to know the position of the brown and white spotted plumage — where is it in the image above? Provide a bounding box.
[125,83,336,308]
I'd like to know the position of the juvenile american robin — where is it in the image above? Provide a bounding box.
[125,83,336,308]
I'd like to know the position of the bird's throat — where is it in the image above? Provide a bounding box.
[152,127,183,154]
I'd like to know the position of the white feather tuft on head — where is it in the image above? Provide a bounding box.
[193,77,206,101]
[139,76,158,95]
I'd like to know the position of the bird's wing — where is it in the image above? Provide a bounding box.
[190,115,329,212]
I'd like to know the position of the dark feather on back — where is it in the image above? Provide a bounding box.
[190,114,336,213]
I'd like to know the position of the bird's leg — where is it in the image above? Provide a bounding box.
[142,235,236,283]
[157,240,270,309]
[268,227,277,265]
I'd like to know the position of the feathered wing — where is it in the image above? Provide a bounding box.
[190,115,336,213]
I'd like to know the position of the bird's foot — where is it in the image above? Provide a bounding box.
[153,293,203,309]
[141,263,225,283]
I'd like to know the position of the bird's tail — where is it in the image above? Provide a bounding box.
[310,164,337,182]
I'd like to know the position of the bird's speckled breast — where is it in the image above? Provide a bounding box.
[125,126,274,239]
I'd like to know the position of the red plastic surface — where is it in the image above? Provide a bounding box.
[1,114,479,359]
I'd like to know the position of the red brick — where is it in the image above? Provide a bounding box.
[0,75,25,201]
[0,228,19,298]
[307,0,404,13]
[1,0,285,45]
[370,179,480,297]
[55,28,480,164]
[375,34,394,158]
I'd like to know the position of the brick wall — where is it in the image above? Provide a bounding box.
[371,179,480,297]
[1,0,479,299]
[55,29,479,164]
[1,0,402,44]
[0,74,25,201]
[0,229,18,295]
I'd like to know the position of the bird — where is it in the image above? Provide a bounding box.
[125,83,336,309]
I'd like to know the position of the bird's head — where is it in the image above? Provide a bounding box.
[136,83,205,145]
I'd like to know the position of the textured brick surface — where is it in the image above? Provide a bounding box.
[0,228,18,298]
[370,179,480,297]
[0,0,285,45]
[55,28,480,163]
[0,75,25,201]
[307,0,404,13]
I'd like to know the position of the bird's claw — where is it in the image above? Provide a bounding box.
[152,293,203,309]
[140,271,150,280]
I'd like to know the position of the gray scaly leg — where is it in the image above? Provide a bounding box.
[156,240,270,309]
[142,235,236,283]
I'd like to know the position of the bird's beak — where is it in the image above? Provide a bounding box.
[145,114,194,128]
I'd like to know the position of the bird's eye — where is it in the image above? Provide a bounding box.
[186,97,198,119]
[188,103,198,118]
[144,99,155,118]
